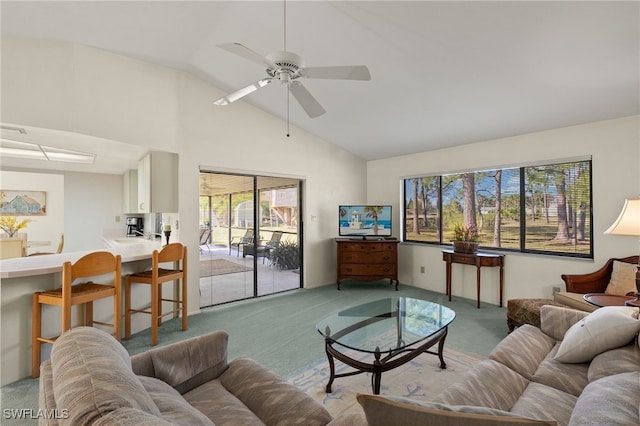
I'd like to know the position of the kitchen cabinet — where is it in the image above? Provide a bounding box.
[137,151,178,213]
[122,169,138,214]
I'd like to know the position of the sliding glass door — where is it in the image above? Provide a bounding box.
[198,171,302,307]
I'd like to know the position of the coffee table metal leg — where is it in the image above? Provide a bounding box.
[437,327,448,369]
[372,348,382,394]
[325,341,336,393]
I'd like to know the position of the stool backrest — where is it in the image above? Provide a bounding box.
[63,251,121,282]
[153,243,187,272]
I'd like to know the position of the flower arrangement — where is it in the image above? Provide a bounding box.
[453,223,479,242]
[0,216,30,237]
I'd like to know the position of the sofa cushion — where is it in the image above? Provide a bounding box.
[552,292,597,313]
[587,341,640,382]
[489,324,556,380]
[554,306,640,363]
[539,306,589,341]
[568,372,640,426]
[219,357,333,426]
[356,394,557,426]
[509,382,576,426]
[138,376,214,425]
[50,327,161,424]
[530,344,588,397]
[184,379,265,425]
[92,408,174,426]
[434,359,529,411]
[146,330,229,394]
[604,260,638,296]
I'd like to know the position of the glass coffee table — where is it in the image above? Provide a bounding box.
[316,297,455,395]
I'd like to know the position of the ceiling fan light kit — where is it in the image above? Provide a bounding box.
[212,1,371,134]
[212,42,370,119]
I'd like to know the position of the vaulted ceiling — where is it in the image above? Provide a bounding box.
[2,1,638,168]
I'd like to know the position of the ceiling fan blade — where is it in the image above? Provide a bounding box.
[218,43,278,70]
[213,78,272,106]
[289,82,326,118]
[302,65,371,81]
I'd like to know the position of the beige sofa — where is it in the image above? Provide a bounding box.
[349,305,640,426]
[39,327,340,425]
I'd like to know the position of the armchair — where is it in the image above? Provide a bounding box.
[561,255,639,294]
[554,255,639,311]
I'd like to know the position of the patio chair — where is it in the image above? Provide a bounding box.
[263,231,283,264]
[244,231,284,264]
[229,229,254,256]
[199,228,211,253]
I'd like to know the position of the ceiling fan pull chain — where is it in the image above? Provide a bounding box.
[286,89,291,137]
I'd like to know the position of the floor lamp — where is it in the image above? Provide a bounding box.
[604,198,640,306]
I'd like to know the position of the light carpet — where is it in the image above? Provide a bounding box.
[199,258,252,277]
[286,346,485,418]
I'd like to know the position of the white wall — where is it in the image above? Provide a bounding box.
[367,116,640,304]
[1,37,367,315]
[63,172,124,252]
[0,171,64,252]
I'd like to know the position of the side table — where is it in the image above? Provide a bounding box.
[583,293,635,307]
[625,298,640,308]
[442,250,505,308]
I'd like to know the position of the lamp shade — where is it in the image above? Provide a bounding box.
[604,198,640,236]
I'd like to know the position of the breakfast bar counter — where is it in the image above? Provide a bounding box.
[0,240,163,385]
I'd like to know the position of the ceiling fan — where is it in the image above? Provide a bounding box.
[212,1,371,125]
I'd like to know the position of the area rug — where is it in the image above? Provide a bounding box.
[200,259,253,277]
[286,347,485,418]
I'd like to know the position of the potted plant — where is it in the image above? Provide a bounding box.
[0,216,30,238]
[452,223,479,253]
[270,240,300,270]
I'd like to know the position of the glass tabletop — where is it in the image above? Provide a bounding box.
[316,297,455,354]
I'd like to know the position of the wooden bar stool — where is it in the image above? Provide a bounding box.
[124,242,187,346]
[31,251,122,378]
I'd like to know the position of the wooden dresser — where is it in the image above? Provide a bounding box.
[335,238,399,290]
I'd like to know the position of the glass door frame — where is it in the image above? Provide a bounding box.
[199,169,303,306]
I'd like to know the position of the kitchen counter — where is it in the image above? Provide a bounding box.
[0,239,166,386]
[0,238,162,279]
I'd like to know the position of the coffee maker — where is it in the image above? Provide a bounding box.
[126,217,143,236]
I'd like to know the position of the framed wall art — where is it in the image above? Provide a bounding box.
[0,190,47,215]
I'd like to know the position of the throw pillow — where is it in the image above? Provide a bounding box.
[604,261,638,296]
[554,306,640,363]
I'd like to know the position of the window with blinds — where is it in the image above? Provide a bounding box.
[402,158,592,258]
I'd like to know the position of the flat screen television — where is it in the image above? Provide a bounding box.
[338,205,392,238]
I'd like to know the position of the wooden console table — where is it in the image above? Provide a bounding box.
[442,250,505,308]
